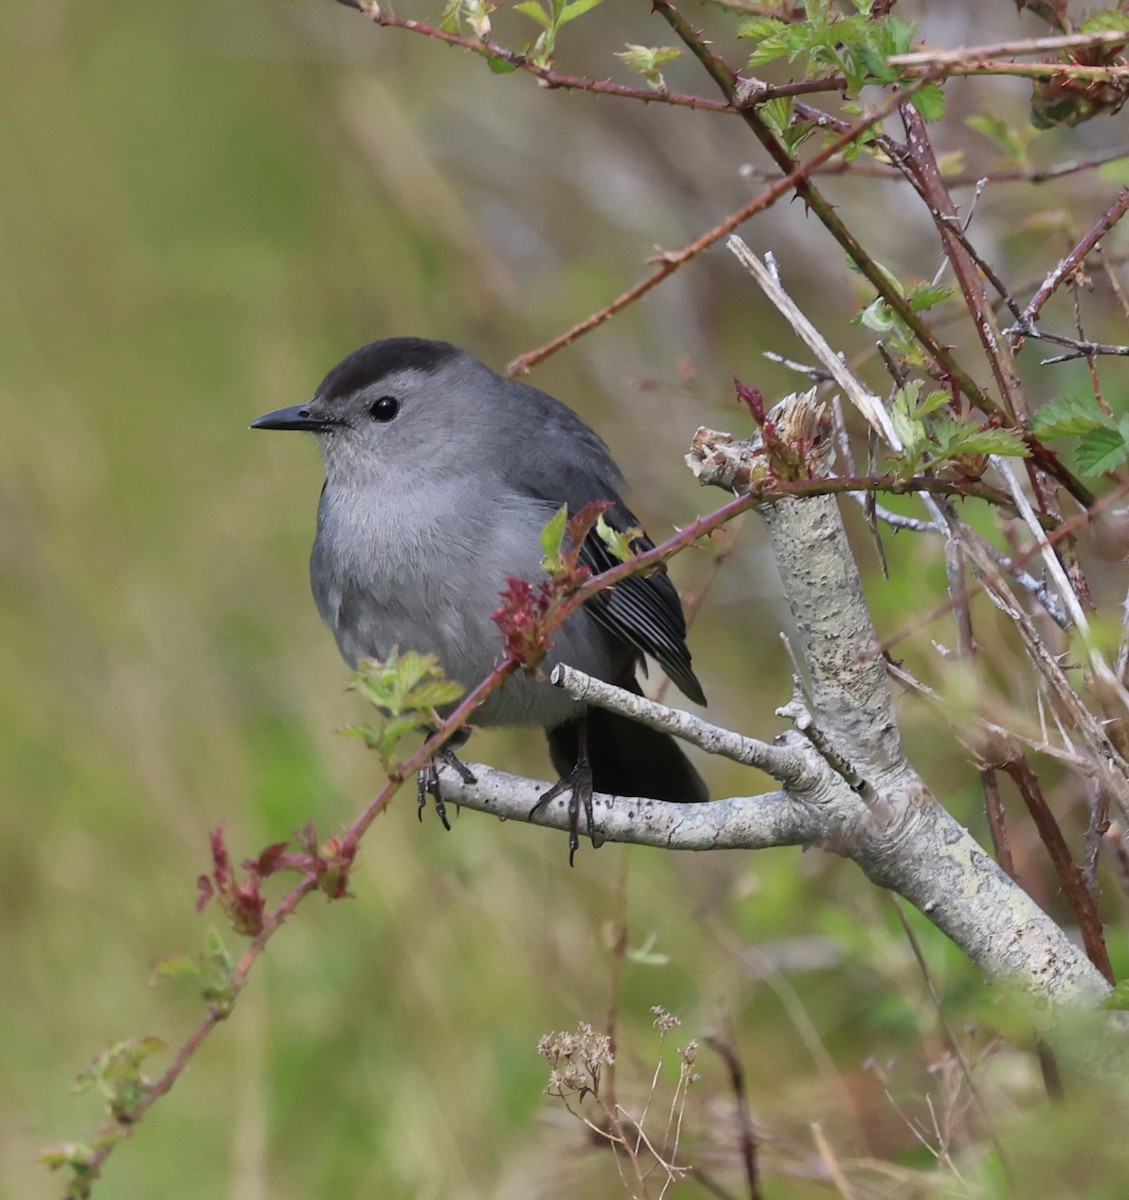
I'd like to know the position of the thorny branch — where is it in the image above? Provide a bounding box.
[1012,188,1129,332]
[505,78,929,377]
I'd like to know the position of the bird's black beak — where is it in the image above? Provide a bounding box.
[249,403,340,432]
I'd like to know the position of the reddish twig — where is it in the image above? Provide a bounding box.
[505,80,918,376]
[981,768,1016,879]
[1001,756,1114,984]
[889,103,1094,506]
[1014,188,1129,330]
[652,1,997,419]
[704,1031,763,1200]
[67,652,524,1191]
[739,144,1129,188]
[1082,781,1111,901]
[560,469,1050,629]
[898,103,1025,424]
[347,0,739,111]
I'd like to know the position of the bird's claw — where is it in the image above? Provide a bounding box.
[417,746,476,831]
[530,760,600,866]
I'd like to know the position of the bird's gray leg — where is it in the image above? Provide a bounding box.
[531,719,599,865]
[418,730,476,830]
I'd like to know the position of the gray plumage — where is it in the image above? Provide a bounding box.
[251,337,707,808]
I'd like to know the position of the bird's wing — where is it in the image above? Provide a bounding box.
[503,380,705,706]
[576,506,706,706]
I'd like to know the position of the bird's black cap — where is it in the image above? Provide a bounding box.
[316,338,461,403]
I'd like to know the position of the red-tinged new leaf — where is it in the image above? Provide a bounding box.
[247,841,292,879]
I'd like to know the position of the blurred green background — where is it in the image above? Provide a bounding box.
[4,2,1129,1197]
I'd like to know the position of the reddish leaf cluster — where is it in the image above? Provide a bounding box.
[558,500,612,575]
[196,828,284,937]
[491,576,558,666]
[294,822,358,900]
[196,825,358,934]
[491,501,613,668]
[734,376,817,479]
[735,378,771,429]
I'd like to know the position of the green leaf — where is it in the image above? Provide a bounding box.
[404,678,466,710]
[625,932,670,967]
[915,389,951,417]
[745,24,810,68]
[514,1,551,29]
[74,1036,168,1121]
[1030,394,1115,439]
[148,952,200,983]
[881,14,915,55]
[1078,9,1129,33]
[487,57,518,74]
[560,0,603,23]
[910,81,947,121]
[889,382,928,473]
[1076,425,1128,475]
[942,427,1030,458]
[857,296,898,333]
[893,378,923,411]
[348,650,463,718]
[965,113,1035,167]
[759,96,794,140]
[595,514,641,563]
[344,651,463,768]
[614,43,681,85]
[736,17,788,41]
[539,503,569,573]
[906,280,953,311]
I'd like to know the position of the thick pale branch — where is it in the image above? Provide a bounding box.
[436,763,805,851]
[679,390,1110,1004]
[436,757,1109,1003]
[760,493,902,775]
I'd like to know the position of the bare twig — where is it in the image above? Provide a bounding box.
[704,1032,764,1200]
[726,237,901,447]
[1012,189,1129,331]
[1083,779,1111,902]
[992,456,1128,708]
[652,1,997,416]
[505,82,920,376]
[899,103,1025,422]
[1000,757,1114,984]
[981,768,1015,878]
[810,1123,859,1200]
[888,31,1129,65]
[879,479,1129,656]
[738,145,1129,188]
[890,897,1011,1179]
[349,1,735,111]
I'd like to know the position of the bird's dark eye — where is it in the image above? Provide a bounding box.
[370,395,400,422]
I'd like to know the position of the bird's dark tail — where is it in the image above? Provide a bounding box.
[547,703,708,805]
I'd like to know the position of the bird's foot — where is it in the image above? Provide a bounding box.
[530,759,600,866]
[417,746,476,831]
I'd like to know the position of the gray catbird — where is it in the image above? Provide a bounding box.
[251,338,707,855]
